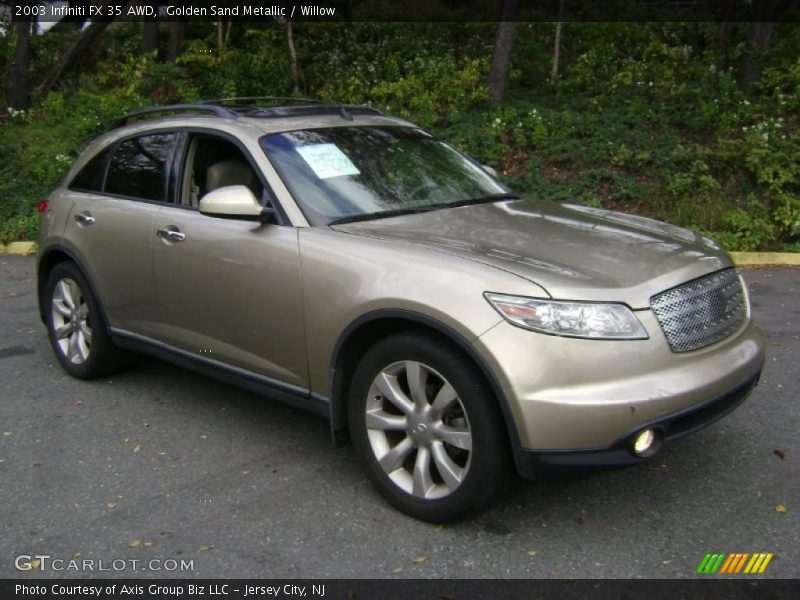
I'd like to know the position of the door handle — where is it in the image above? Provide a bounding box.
[157,226,186,243]
[74,212,95,226]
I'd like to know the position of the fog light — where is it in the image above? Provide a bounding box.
[632,428,659,457]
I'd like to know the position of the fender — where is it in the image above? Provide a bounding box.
[328,309,527,470]
[37,244,111,328]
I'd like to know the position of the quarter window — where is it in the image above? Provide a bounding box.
[69,148,110,192]
[106,133,177,202]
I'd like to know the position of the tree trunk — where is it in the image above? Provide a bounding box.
[142,20,159,54]
[286,21,301,94]
[216,19,233,53]
[739,0,777,90]
[551,23,563,79]
[37,2,120,97]
[488,0,519,105]
[551,0,565,80]
[715,0,736,70]
[166,20,187,61]
[224,21,233,50]
[740,22,774,90]
[5,14,34,110]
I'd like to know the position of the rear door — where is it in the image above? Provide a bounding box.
[63,132,178,336]
[149,131,308,388]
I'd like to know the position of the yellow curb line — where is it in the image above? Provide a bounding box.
[1,243,797,265]
[1,241,36,255]
[730,252,800,267]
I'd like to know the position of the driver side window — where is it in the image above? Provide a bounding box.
[180,135,265,208]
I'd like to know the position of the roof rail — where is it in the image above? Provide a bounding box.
[242,104,383,119]
[200,97,382,119]
[200,96,326,107]
[108,100,384,131]
[110,104,238,129]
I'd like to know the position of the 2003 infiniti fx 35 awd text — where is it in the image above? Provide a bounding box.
[37,100,765,522]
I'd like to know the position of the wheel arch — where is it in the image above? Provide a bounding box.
[328,309,524,462]
[37,246,109,328]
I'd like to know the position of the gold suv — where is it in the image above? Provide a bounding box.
[37,101,766,521]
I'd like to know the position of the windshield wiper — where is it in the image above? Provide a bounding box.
[328,206,439,226]
[327,193,519,226]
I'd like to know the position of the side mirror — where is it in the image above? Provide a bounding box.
[482,165,498,177]
[199,185,274,222]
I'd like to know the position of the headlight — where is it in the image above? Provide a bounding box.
[484,293,648,340]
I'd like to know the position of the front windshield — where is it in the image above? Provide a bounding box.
[260,126,512,226]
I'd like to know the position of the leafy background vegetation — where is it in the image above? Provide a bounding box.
[1,18,799,250]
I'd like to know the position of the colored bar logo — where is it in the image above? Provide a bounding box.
[696,552,773,574]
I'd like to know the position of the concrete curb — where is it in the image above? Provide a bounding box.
[730,252,800,267]
[1,241,36,255]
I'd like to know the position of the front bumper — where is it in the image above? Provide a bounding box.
[515,368,761,477]
[473,310,766,475]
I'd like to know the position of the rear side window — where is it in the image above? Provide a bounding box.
[105,133,177,202]
[69,149,110,192]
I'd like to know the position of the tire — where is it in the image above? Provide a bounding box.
[44,261,128,379]
[348,331,513,522]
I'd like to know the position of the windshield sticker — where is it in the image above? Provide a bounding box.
[296,143,361,179]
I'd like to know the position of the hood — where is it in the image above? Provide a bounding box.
[331,199,732,309]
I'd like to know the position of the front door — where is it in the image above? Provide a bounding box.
[149,133,308,388]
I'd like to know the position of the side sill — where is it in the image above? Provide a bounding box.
[109,328,329,419]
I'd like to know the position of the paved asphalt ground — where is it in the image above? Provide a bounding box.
[0,255,797,580]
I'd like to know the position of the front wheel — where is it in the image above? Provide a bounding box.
[348,331,512,522]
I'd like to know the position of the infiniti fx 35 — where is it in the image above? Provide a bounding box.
[37,102,766,521]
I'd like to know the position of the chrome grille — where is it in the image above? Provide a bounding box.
[651,269,747,353]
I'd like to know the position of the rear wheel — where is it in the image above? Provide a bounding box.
[45,261,128,379]
[349,331,512,522]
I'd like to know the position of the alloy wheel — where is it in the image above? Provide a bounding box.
[51,278,92,365]
[364,360,472,500]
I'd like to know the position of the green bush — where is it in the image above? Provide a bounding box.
[1,22,799,251]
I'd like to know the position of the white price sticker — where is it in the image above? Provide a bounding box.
[296,143,360,179]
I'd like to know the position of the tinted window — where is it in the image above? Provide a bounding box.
[106,133,176,202]
[69,149,110,192]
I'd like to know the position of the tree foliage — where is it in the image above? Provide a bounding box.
[0,19,798,250]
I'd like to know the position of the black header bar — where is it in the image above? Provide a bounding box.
[5,1,800,23]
